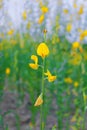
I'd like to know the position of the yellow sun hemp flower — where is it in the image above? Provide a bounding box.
[78,6,84,15]
[29,55,38,70]
[74,82,79,87]
[80,30,87,41]
[44,70,56,82]
[34,93,43,106]
[38,15,44,24]
[37,43,49,58]
[22,10,27,20]
[7,29,14,35]
[73,3,77,8]
[63,9,68,14]
[6,68,10,75]
[64,77,73,84]
[72,41,80,49]
[41,6,48,13]
[66,23,72,32]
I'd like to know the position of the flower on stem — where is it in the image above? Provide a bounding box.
[37,43,49,59]
[29,55,38,70]
[34,93,43,106]
[44,70,56,82]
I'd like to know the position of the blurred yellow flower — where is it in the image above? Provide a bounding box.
[7,29,14,35]
[41,6,48,13]
[66,23,72,32]
[83,30,87,36]
[74,82,79,87]
[6,68,10,75]
[73,3,77,8]
[44,70,56,82]
[34,93,43,106]
[37,43,49,58]
[63,9,68,14]
[38,15,44,24]
[72,41,80,49]
[80,30,87,41]
[64,77,73,84]
[78,6,84,15]
[26,22,31,29]
[69,53,82,65]
[29,55,38,70]
[22,10,27,20]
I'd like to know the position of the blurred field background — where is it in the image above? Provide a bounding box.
[0,0,87,130]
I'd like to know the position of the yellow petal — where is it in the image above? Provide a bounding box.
[38,15,44,24]
[34,93,43,106]
[31,55,38,64]
[41,6,48,13]
[72,42,80,49]
[66,23,72,32]
[22,10,27,20]
[48,75,56,82]
[37,43,49,58]
[5,68,10,75]
[29,63,38,70]
[44,69,51,76]
[45,70,56,82]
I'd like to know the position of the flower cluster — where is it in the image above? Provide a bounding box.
[29,42,56,106]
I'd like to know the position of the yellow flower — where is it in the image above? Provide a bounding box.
[80,30,87,41]
[44,70,56,82]
[6,68,10,75]
[83,30,87,36]
[34,93,43,106]
[72,41,80,49]
[63,9,68,14]
[64,77,73,84]
[38,15,44,24]
[73,3,77,8]
[69,53,82,66]
[74,82,79,87]
[22,10,27,20]
[29,55,38,70]
[78,5,84,15]
[41,6,48,13]
[26,22,31,29]
[7,29,14,35]
[66,23,72,32]
[37,43,49,58]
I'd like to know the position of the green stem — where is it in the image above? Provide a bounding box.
[82,91,86,130]
[40,58,45,130]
